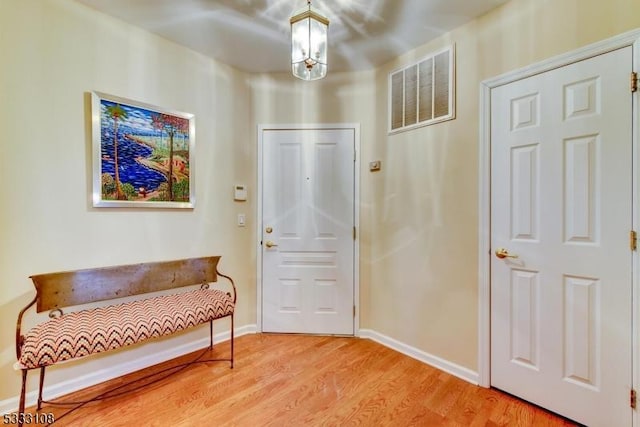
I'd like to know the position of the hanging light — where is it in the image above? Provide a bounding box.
[290,0,329,81]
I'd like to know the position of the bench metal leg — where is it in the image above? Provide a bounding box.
[18,369,27,427]
[37,367,46,410]
[230,314,234,369]
[209,320,213,350]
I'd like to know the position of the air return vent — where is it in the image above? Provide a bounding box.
[388,46,455,133]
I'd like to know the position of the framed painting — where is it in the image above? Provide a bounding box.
[91,91,195,208]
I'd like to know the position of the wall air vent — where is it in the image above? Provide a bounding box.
[388,45,455,134]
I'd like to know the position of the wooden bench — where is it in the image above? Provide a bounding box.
[15,256,236,421]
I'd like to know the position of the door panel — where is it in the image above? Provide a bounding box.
[262,128,355,335]
[491,47,632,427]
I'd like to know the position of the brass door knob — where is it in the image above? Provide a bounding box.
[265,241,278,248]
[495,248,518,259]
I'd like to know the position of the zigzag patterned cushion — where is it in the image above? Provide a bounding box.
[19,288,234,369]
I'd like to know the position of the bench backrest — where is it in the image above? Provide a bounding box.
[30,256,221,312]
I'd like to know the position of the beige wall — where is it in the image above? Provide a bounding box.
[367,0,640,371]
[0,0,255,402]
[2,0,640,408]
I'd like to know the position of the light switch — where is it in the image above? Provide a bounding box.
[369,160,381,171]
[237,213,246,227]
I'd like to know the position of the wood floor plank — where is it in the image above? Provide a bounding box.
[19,334,579,426]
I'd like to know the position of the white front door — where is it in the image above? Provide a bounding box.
[261,128,355,335]
[490,47,633,426]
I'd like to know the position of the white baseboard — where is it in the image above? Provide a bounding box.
[358,329,479,385]
[1,324,257,415]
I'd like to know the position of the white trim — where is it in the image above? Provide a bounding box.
[1,325,257,415]
[359,329,479,385]
[482,29,640,89]
[632,34,640,427]
[256,125,264,332]
[478,28,640,392]
[477,82,492,388]
[256,123,361,335]
[353,125,361,334]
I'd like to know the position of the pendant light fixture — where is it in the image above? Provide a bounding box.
[290,0,329,81]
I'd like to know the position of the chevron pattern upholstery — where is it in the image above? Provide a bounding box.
[18,289,234,370]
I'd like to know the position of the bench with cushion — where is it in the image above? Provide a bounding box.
[15,256,235,421]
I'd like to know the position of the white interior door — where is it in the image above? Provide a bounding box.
[261,128,355,335]
[490,47,633,426]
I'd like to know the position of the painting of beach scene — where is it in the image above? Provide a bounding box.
[91,92,195,208]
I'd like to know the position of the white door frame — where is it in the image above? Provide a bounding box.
[478,28,640,411]
[257,123,361,335]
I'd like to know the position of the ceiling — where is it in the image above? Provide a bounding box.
[76,0,509,73]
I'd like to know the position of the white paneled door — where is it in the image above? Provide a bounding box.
[261,128,355,335]
[490,47,633,426]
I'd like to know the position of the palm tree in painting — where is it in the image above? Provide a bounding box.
[151,113,189,201]
[105,103,128,200]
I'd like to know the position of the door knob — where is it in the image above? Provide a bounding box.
[495,248,518,259]
[265,241,278,248]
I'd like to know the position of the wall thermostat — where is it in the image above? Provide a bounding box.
[234,184,247,201]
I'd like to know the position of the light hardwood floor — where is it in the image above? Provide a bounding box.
[24,334,578,426]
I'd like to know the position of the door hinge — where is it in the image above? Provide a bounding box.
[353,226,356,240]
[632,72,638,93]
[631,389,637,409]
[353,305,356,317]
[631,230,637,251]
